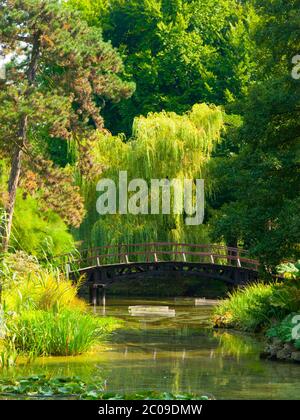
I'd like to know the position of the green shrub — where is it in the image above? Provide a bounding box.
[277,261,300,280]
[12,191,75,259]
[6,310,120,356]
[213,283,300,332]
[267,313,300,350]
[0,251,41,284]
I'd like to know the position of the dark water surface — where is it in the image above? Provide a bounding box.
[2,298,300,400]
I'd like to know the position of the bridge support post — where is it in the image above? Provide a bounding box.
[89,283,106,310]
[101,286,106,315]
[89,284,98,306]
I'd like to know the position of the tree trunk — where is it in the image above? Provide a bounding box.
[1,31,40,253]
[2,116,27,252]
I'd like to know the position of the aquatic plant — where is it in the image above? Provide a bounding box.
[0,251,123,359]
[0,339,18,369]
[5,310,121,356]
[0,375,211,400]
[0,375,103,398]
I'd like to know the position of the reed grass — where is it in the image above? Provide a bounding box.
[6,309,120,356]
[0,251,122,359]
[2,270,86,313]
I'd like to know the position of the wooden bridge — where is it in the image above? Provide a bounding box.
[56,243,260,303]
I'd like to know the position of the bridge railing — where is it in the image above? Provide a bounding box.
[53,243,259,275]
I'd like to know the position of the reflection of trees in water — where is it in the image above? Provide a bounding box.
[214,330,262,360]
[111,326,218,352]
[3,301,300,399]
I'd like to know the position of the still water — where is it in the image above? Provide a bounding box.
[3,298,300,400]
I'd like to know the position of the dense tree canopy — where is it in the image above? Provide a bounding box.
[211,0,300,268]
[0,0,134,252]
[76,104,224,248]
[71,0,256,135]
[0,0,298,271]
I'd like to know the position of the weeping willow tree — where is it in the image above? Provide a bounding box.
[75,104,224,250]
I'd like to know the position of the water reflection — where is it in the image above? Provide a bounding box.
[1,297,300,400]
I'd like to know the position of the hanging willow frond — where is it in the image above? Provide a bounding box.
[75,103,224,248]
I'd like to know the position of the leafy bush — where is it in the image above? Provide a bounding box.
[2,269,86,313]
[0,251,85,313]
[0,251,41,283]
[213,283,300,332]
[6,310,120,356]
[267,313,300,350]
[277,261,300,280]
[12,192,75,259]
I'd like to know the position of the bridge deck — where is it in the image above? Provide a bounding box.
[52,243,260,288]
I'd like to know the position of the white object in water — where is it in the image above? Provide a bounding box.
[195,298,218,306]
[128,305,175,317]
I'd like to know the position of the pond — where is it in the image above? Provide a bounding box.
[1,297,300,400]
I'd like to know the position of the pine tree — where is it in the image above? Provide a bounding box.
[0,0,135,251]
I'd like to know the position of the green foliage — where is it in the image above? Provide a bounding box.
[0,0,135,249]
[0,251,40,281]
[91,391,210,401]
[0,252,122,359]
[67,0,109,26]
[72,0,256,135]
[267,313,300,350]
[277,261,300,280]
[11,192,75,259]
[1,267,86,313]
[76,104,224,248]
[0,0,134,140]
[211,0,300,268]
[213,282,300,332]
[0,159,75,259]
[5,310,120,356]
[0,342,18,369]
[0,375,103,398]
[0,375,210,399]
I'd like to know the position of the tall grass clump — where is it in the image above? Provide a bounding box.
[0,339,18,368]
[6,310,120,356]
[2,271,86,313]
[1,251,86,313]
[0,251,121,359]
[213,282,300,332]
